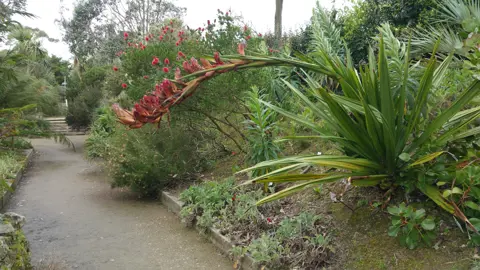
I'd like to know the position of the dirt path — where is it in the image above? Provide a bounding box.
[5,136,231,270]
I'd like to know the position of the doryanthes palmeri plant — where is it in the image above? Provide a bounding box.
[113,36,480,227]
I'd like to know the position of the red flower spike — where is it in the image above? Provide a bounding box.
[176,41,180,46]
[127,42,132,47]
[232,194,236,201]
[113,66,119,71]
[170,20,173,25]
[159,35,163,41]
[237,43,245,56]
[152,57,159,65]
[243,25,248,32]
[267,217,272,223]
[170,29,173,33]
[246,35,251,40]
[214,52,224,65]
[164,58,170,65]
[145,36,149,41]
[121,83,127,89]
[175,67,182,81]
[123,32,129,40]
[178,51,186,58]
[258,33,262,37]
[201,28,204,31]
[207,20,210,25]
[200,58,213,69]
[143,75,149,79]
[226,12,229,16]
[163,67,169,73]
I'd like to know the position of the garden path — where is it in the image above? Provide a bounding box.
[5,136,231,270]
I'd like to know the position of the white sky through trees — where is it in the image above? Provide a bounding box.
[14,0,347,60]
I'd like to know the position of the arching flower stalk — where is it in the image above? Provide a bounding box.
[112,46,318,129]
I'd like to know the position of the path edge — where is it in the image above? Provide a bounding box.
[160,190,258,270]
[1,149,34,210]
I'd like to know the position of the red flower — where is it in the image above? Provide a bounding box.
[232,194,236,201]
[201,28,204,31]
[170,29,174,33]
[152,57,159,65]
[176,41,180,46]
[145,36,149,41]
[243,25,248,32]
[170,20,173,25]
[164,58,170,65]
[237,43,245,56]
[163,67,169,73]
[159,35,163,41]
[127,42,132,47]
[246,35,251,40]
[123,32,129,40]
[266,217,272,223]
[178,51,186,58]
[258,33,262,37]
[143,75,149,79]
[207,20,211,25]
[231,151,237,156]
[121,83,127,89]
[226,12,229,16]
[113,66,118,71]
[198,27,201,31]
[214,51,224,64]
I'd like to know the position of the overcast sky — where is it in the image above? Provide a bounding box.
[14,0,346,61]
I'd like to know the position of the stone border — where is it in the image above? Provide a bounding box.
[160,191,258,270]
[0,149,34,210]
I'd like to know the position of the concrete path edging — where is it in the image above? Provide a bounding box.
[1,149,34,210]
[160,191,259,270]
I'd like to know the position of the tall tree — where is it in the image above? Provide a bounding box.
[59,0,185,62]
[274,0,283,45]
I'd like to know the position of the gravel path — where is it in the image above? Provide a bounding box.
[5,136,231,270]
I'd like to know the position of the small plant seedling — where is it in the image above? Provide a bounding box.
[387,203,436,249]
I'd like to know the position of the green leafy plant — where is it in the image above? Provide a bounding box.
[244,86,281,178]
[180,178,235,228]
[233,212,332,269]
[387,203,436,249]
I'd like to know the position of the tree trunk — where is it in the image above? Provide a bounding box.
[274,0,283,46]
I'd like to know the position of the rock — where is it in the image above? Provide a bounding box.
[3,212,26,229]
[0,237,9,260]
[0,224,15,235]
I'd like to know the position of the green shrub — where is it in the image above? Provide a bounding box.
[86,110,211,197]
[244,87,280,178]
[66,66,106,128]
[387,203,436,249]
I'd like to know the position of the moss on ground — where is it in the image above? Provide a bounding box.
[0,214,30,270]
[331,204,473,270]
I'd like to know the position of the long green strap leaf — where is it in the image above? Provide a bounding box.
[256,174,387,205]
[410,80,480,150]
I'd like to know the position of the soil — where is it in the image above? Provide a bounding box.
[4,136,232,270]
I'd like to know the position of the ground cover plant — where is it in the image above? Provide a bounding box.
[180,178,334,269]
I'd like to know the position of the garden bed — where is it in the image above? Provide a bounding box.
[0,149,34,210]
[161,154,477,270]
